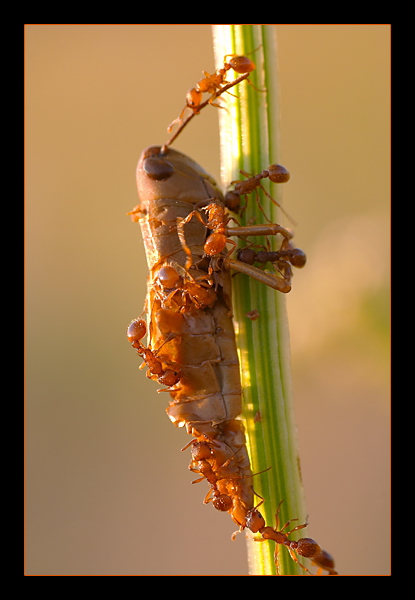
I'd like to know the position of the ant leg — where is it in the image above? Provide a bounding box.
[177,210,207,270]
[274,545,281,576]
[286,546,314,575]
[163,73,250,150]
[258,184,297,227]
[286,519,308,536]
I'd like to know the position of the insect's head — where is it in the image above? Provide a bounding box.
[136,146,223,207]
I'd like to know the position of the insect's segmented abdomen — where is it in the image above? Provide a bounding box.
[153,295,242,436]
[134,146,243,436]
[128,144,336,574]
[130,145,255,524]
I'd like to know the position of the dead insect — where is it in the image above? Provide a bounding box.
[127,145,333,574]
[129,145,242,437]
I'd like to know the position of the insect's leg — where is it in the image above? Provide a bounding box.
[207,95,228,110]
[224,222,294,291]
[126,204,144,222]
[163,73,250,150]
[274,544,281,576]
[177,210,207,270]
[222,237,237,261]
[167,100,192,132]
[208,84,240,109]
[235,168,295,226]
[190,475,206,485]
[225,257,291,293]
[226,223,293,241]
[286,546,313,575]
[257,183,297,227]
[203,487,214,503]
[253,190,274,223]
[285,518,308,536]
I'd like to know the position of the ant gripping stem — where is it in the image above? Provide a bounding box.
[169,54,255,123]
[224,164,296,227]
[163,54,257,150]
[182,54,256,116]
[244,500,337,576]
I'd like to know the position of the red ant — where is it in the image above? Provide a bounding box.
[163,54,256,150]
[169,54,255,128]
[127,318,180,387]
[153,265,217,312]
[181,54,256,116]
[244,499,337,575]
[182,437,234,513]
[224,164,295,225]
[177,201,236,271]
[237,241,307,282]
[182,435,337,575]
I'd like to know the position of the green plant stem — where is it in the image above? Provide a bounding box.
[212,24,308,576]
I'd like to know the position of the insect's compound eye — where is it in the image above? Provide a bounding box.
[156,265,181,288]
[267,164,290,184]
[127,319,147,343]
[143,157,175,181]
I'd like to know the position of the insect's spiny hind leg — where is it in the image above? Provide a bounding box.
[222,221,295,292]
[226,257,292,293]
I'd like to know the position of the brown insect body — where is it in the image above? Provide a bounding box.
[128,145,336,574]
[131,145,254,524]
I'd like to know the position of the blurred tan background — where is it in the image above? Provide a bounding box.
[25,25,390,575]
